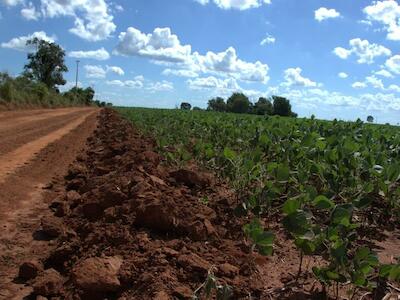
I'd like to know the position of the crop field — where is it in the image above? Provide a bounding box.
[118,107,400,299]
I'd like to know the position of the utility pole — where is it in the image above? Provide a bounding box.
[75,60,80,89]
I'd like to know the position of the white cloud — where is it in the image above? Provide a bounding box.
[162,68,198,78]
[187,76,240,90]
[1,0,23,6]
[1,31,56,51]
[260,34,275,46]
[147,80,174,92]
[106,65,124,76]
[39,0,115,41]
[374,69,393,78]
[115,26,269,83]
[388,84,400,93]
[352,82,367,89]
[315,7,341,22]
[365,75,384,90]
[68,48,110,61]
[194,0,271,10]
[363,0,400,41]
[333,47,351,59]
[338,72,348,79]
[115,27,192,62]
[84,64,125,78]
[21,2,40,20]
[282,67,318,87]
[385,55,400,74]
[106,79,143,88]
[84,65,106,78]
[333,38,391,64]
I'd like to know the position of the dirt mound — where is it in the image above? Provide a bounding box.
[24,109,270,299]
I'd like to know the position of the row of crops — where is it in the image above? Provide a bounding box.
[117,107,400,297]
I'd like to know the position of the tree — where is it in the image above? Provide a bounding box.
[272,96,293,117]
[226,93,251,114]
[207,97,226,112]
[192,106,202,111]
[254,97,273,115]
[63,87,95,105]
[24,38,68,89]
[180,102,192,110]
[367,115,374,123]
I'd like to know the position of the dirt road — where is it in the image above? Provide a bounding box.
[0,107,98,299]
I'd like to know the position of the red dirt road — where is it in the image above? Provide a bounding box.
[0,108,98,299]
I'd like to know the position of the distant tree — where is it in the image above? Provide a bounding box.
[64,87,95,105]
[207,97,226,112]
[192,106,202,111]
[272,96,293,117]
[226,93,251,114]
[367,115,374,123]
[180,102,192,110]
[254,97,273,115]
[24,38,68,89]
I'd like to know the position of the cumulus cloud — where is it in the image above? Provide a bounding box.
[115,26,270,83]
[385,55,400,74]
[84,64,125,78]
[315,7,341,22]
[1,31,56,51]
[115,27,192,62]
[374,69,393,78]
[1,0,23,6]
[333,38,391,64]
[106,79,143,88]
[365,75,384,90]
[260,34,275,46]
[106,65,124,76]
[282,68,318,87]
[194,0,271,10]
[388,84,400,93]
[84,65,107,78]
[338,72,348,79]
[147,80,174,92]
[21,2,40,20]
[9,0,116,41]
[363,0,400,41]
[187,76,239,90]
[162,68,198,78]
[68,48,110,61]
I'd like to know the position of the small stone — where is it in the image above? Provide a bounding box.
[218,263,239,279]
[40,218,64,239]
[32,269,64,297]
[19,261,43,281]
[153,291,170,300]
[72,256,123,293]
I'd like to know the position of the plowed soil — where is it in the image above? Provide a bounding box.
[2,108,399,300]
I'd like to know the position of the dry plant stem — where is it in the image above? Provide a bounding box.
[296,250,304,281]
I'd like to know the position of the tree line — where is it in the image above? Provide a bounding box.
[181,92,297,117]
[0,38,109,109]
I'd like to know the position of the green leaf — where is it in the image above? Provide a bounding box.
[283,198,300,215]
[332,206,352,227]
[277,164,290,181]
[283,211,309,235]
[259,134,270,146]
[256,231,275,246]
[223,147,236,160]
[313,195,334,210]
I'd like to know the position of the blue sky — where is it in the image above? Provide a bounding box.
[1,0,400,123]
